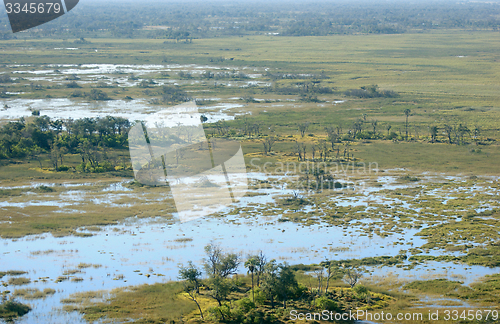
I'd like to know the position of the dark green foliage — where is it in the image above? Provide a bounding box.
[344,85,398,98]
[0,300,31,321]
[0,116,130,174]
[314,296,339,312]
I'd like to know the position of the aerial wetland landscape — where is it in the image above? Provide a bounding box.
[0,1,500,323]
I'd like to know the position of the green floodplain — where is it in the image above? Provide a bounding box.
[0,22,500,324]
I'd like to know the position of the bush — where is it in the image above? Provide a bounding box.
[314,296,339,312]
[35,185,55,193]
[66,81,81,88]
[253,288,267,306]
[208,304,231,322]
[353,284,369,295]
[58,165,70,171]
[87,89,111,101]
[70,90,83,97]
[0,74,13,83]
[237,297,255,313]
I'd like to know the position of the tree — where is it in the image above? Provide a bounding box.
[255,251,267,287]
[179,262,204,320]
[261,260,280,308]
[185,285,204,320]
[298,122,310,137]
[262,136,276,155]
[261,261,298,309]
[430,126,438,143]
[457,124,470,145]
[178,261,202,293]
[324,261,335,293]
[314,268,325,295]
[404,109,411,141]
[208,275,232,310]
[276,263,298,309]
[202,242,239,318]
[386,124,392,135]
[371,119,378,135]
[353,119,363,137]
[342,265,364,288]
[472,125,481,145]
[325,126,337,150]
[175,148,185,165]
[294,141,307,161]
[50,142,61,171]
[245,257,258,303]
[444,124,454,144]
[203,242,240,278]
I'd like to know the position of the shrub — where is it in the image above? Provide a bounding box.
[253,288,267,306]
[237,298,255,313]
[58,165,70,171]
[315,296,339,312]
[353,284,369,295]
[35,185,55,193]
[70,90,83,97]
[66,81,81,88]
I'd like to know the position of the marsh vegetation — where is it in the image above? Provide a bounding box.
[1,0,500,323]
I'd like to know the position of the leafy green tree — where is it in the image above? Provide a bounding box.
[261,260,280,308]
[276,263,298,309]
[178,261,202,293]
[245,257,258,303]
[203,242,240,278]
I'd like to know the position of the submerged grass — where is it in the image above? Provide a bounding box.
[12,288,56,300]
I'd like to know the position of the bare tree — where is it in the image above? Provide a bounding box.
[263,136,277,155]
[371,119,378,135]
[342,265,364,288]
[314,268,325,295]
[444,124,454,144]
[404,109,411,141]
[324,261,335,293]
[298,122,310,138]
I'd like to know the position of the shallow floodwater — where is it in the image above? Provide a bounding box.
[0,98,244,125]
[0,173,499,323]
[9,64,266,88]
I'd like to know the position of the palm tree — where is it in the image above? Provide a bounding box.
[245,257,258,303]
[404,109,411,141]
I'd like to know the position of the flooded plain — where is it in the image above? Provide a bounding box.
[1,63,499,323]
[1,171,499,323]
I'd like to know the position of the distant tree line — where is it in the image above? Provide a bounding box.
[2,1,500,39]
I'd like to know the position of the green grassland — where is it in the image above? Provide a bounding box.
[1,31,500,323]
